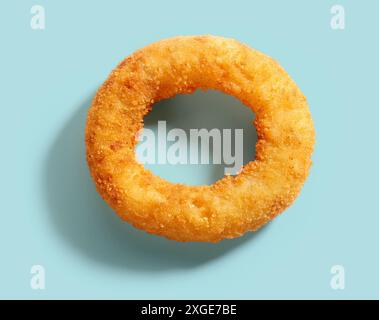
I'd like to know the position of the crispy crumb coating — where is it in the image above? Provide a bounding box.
[85,35,315,242]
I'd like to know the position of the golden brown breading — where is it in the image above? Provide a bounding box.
[85,35,315,242]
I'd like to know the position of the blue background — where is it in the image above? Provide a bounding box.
[1,0,378,299]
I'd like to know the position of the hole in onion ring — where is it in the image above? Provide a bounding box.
[136,89,257,186]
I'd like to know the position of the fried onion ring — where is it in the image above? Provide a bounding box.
[85,35,315,242]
